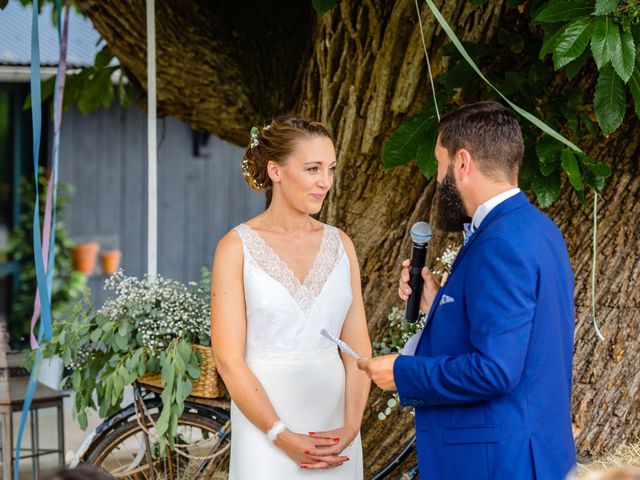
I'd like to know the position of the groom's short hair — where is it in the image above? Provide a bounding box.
[438,101,524,183]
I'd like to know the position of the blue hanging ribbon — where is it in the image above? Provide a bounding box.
[14,1,65,477]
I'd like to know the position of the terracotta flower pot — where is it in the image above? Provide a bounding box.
[72,243,100,275]
[100,250,122,275]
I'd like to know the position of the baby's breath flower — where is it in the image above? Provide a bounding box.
[98,269,211,352]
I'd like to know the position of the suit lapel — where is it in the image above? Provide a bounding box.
[412,192,530,355]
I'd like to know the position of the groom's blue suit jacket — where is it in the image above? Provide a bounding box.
[394,192,576,480]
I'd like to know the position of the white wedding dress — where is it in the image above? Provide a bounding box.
[228,223,364,479]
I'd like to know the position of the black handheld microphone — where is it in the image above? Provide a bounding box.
[405,221,433,323]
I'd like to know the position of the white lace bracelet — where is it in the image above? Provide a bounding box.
[266,420,286,442]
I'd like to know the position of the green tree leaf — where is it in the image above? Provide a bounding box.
[182,379,193,398]
[114,333,128,351]
[415,127,438,179]
[72,370,82,391]
[155,407,171,436]
[553,17,594,68]
[594,63,627,134]
[312,0,340,15]
[539,24,564,60]
[90,328,102,342]
[540,161,559,176]
[583,170,606,191]
[76,410,88,430]
[94,45,114,68]
[564,48,590,78]
[611,29,636,82]
[187,365,201,379]
[536,135,563,164]
[593,0,619,15]
[534,0,594,23]
[583,156,612,176]
[177,340,192,365]
[561,149,584,191]
[533,171,561,208]
[382,111,431,169]
[169,410,179,441]
[591,16,620,69]
[628,59,640,117]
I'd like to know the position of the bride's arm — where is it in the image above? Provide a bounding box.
[210,231,279,432]
[338,231,372,436]
[211,231,346,468]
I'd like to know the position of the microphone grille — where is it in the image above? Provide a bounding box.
[410,221,432,244]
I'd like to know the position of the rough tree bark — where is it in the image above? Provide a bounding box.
[76,0,640,473]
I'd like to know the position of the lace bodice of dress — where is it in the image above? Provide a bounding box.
[233,223,353,361]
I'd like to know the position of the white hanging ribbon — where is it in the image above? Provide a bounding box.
[147,0,157,277]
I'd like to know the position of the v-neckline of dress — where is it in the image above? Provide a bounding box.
[238,223,342,315]
[242,223,328,288]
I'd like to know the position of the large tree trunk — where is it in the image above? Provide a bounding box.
[295,1,505,473]
[76,0,640,473]
[552,123,640,458]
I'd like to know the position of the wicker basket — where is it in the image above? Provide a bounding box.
[138,344,227,399]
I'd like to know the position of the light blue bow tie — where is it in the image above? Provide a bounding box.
[463,222,473,246]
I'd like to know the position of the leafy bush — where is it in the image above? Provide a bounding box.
[31,268,213,449]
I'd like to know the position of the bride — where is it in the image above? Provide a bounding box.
[211,114,371,478]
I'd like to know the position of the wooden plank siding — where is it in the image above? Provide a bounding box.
[58,103,264,306]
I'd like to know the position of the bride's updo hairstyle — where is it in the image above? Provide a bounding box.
[241,114,332,192]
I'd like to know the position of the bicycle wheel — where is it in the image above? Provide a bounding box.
[84,411,231,479]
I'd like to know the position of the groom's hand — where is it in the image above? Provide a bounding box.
[398,258,439,314]
[357,354,399,391]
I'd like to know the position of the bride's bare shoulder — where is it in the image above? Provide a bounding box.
[213,228,244,263]
[330,225,357,257]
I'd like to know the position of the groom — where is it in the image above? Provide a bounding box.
[358,101,576,479]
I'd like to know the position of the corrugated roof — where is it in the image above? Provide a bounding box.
[0,0,101,68]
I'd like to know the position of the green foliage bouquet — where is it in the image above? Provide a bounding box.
[33,268,213,448]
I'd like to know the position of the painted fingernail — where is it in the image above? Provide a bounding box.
[301,466,308,469]
[304,450,310,454]
[333,437,340,441]
[308,432,315,435]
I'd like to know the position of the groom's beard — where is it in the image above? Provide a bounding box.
[435,167,471,232]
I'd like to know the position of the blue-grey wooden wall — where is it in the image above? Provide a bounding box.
[58,102,265,306]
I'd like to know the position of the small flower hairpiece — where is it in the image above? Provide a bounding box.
[250,126,259,149]
[241,159,250,178]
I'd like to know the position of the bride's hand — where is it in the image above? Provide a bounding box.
[298,426,358,469]
[274,429,350,470]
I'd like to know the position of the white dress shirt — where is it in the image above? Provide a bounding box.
[470,187,521,233]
